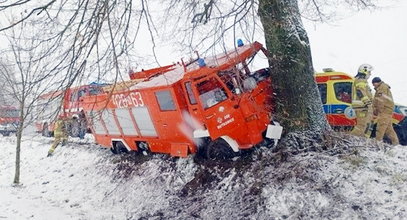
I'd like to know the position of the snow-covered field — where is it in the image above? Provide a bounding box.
[1,134,406,219]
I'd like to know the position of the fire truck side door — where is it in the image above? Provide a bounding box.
[183,81,201,120]
[154,89,181,141]
[193,77,245,140]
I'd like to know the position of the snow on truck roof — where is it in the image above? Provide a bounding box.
[127,42,263,90]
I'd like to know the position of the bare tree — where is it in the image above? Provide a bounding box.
[0,22,74,184]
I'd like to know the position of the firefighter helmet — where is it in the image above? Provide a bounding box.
[358,64,373,75]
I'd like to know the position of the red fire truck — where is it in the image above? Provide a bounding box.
[35,83,107,137]
[81,41,283,158]
[0,106,19,136]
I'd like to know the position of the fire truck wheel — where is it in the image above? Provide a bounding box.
[2,131,10,136]
[70,120,80,137]
[205,139,237,160]
[111,141,129,154]
[136,142,150,155]
[110,145,118,154]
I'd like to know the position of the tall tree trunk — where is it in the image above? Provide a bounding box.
[13,103,24,184]
[258,0,329,132]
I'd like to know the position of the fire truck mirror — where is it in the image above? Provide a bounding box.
[235,88,241,94]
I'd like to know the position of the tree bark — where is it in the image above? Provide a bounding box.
[258,0,329,132]
[13,103,24,184]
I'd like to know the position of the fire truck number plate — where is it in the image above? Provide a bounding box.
[112,92,144,108]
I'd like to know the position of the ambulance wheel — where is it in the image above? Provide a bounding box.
[205,139,237,160]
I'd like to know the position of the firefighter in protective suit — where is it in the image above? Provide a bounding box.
[372,77,399,145]
[47,116,68,156]
[351,64,374,137]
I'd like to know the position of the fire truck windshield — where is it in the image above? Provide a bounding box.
[197,77,228,109]
[0,108,19,118]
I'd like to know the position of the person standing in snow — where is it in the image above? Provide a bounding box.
[78,110,87,139]
[47,115,68,156]
[372,77,399,145]
[351,64,374,137]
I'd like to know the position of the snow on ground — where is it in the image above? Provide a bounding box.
[0,133,407,219]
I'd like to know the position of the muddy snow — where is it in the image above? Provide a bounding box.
[0,133,406,219]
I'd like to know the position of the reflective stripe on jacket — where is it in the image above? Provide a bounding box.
[352,78,373,109]
[54,119,66,136]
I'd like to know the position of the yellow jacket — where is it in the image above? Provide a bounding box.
[54,119,67,136]
[352,78,373,109]
[373,82,394,115]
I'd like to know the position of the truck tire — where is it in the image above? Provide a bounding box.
[110,145,119,154]
[111,141,129,154]
[205,139,237,160]
[70,120,80,138]
[2,131,10,136]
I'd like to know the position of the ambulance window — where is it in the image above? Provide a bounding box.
[317,83,327,104]
[197,77,228,109]
[185,82,197,105]
[155,90,176,111]
[334,82,352,104]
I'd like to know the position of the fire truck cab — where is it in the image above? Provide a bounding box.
[35,83,106,137]
[82,41,283,158]
[0,106,19,136]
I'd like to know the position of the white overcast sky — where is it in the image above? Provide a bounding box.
[1,1,405,104]
[304,1,407,104]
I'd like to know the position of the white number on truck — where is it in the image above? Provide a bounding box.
[112,92,144,108]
